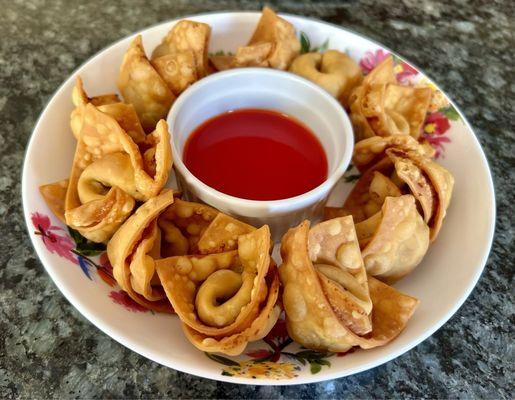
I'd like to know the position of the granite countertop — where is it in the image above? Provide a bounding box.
[0,0,513,398]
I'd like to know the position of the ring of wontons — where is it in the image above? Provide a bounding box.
[289,50,363,107]
[210,7,300,71]
[349,56,432,141]
[155,225,280,355]
[279,218,419,352]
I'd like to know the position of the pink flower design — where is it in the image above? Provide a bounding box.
[359,49,418,83]
[396,61,418,84]
[359,49,390,73]
[31,212,77,264]
[108,290,148,313]
[423,112,452,158]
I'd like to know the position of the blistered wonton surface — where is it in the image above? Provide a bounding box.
[54,89,172,242]
[279,219,419,352]
[155,225,280,355]
[118,35,175,132]
[210,7,300,71]
[349,56,432,141]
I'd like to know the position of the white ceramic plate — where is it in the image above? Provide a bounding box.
[22,12,495,385]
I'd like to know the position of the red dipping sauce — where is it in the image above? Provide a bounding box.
[183,108,328,201]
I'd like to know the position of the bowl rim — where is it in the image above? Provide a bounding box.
[168,67,354,208]
[21,10,496,386]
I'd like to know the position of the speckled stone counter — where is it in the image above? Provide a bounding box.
[0,0,513,398]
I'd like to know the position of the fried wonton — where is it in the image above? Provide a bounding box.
[62,103,171,242]
[210,7,300,71]
[337,145,453,241]
[39,179,69,224]
[279,219,419,352]
[289,50,363,107]
[118,35,176,132]
[155,225,280,355]
[71,77,146,144]
[307,217,373,335]
[157,199,219,256]
[108,190,175,312]
[355,195,430,283]
[151,20,211,80]
[349,56,432,141]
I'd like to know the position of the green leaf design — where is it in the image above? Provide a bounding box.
[346,163,355,173]
[317,358,331,367]
[295,350,332,360]
[221,371,233,376]
[310,362,322,374]
[205,352,240,367]
[300,31,311,54]
[68,228,106,257]
[440,106,461,121]
[315,38,330,52]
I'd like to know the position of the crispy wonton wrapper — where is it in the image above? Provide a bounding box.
[337,146,453,241]
[307,217,373,335]
[289,50,363,107]
[108,190,175,312]
[62,103,171,242]
[280,219,419,352]
[39,179,69,224]
[118,35,176,132]
[355,195,430,283]
[152,20,211,79]
[210,7,300,71]
[349,56,432,140]
[70,77,146,145]
[155,225,280,355]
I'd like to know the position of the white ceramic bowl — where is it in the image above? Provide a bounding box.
[22,11,495,385]
[168,68,353,238]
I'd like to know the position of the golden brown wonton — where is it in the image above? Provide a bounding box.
[151,20,211,94]
[59,101,171,243]
[118,35,176,132]
[337,144,453,242]
[108,190,176,312]
[210,7,300,71]
[289,50,363,107]
[155,225,280,355]
[279,219,419,352]
[349,56,432,141]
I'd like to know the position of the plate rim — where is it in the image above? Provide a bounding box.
[21,10,496,386]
